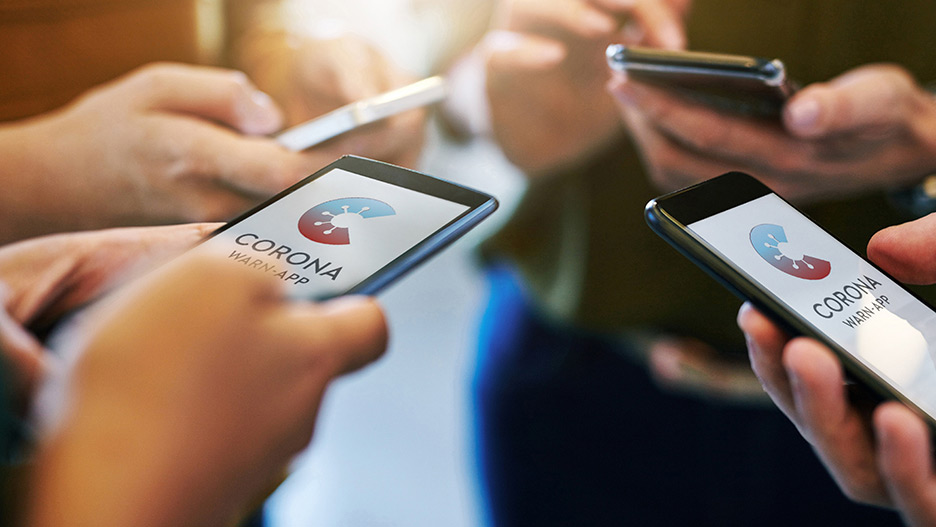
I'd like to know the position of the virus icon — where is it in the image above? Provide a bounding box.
[750,223,831,280]
[762,232,815,270]
[315,205,371,235]
[298,197,396,246]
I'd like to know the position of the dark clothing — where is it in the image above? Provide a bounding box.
[476,266,902,526]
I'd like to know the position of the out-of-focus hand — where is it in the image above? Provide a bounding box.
[0,223,216,411]
[1,63,346,242]
[737,213,936,525]
[609,64,936,201]
[484,0,691,176]
[647,336,769,403]
[237,32,427,169]
[28,253,387,527]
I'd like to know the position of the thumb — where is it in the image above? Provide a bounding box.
[784,65,919,139]
[293,296,388,376]
[867,213,936,285]
[130,63,284,135]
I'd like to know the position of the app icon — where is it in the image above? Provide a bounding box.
[750,223,831,280]
[298,197,395,245]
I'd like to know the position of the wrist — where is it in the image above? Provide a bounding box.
[0,116,62,243]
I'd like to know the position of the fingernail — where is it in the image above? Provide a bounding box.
[242,90,283,136]
[786,97,822,135]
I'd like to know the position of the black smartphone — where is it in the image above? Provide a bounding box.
[606,44,798,118]
[191,156,497,300]
[646,172,936,427]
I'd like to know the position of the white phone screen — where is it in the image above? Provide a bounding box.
[192,168,470,299]
[688,193,936,419]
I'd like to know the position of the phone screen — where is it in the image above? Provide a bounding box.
[685,193,936,419]
[191,165,475,300]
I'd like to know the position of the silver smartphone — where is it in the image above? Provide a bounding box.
[275,76,447,151]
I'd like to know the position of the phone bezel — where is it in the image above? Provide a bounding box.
[203,155,498,299]
[646,171,936,428]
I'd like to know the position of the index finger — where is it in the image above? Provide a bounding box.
[155,116,333,197]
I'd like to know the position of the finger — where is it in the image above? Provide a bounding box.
[785,65,920,140]
[867,214,936,285]
[149,115,314,197]
[612,81,803,175]
[665,0,692,16]
[19,223,223,325]
[484,31,568,74]
[0,291,44,412]
[737,302,796,415]
[289,296,388,376]
[126,63,283,136]
[875,402,936,524]
[626,1,687,49]
[784,338,888,504]
[612,90,741,191]
[505,0,617,40]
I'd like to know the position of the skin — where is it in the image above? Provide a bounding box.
[0,34,428,244]
[0,63,353,242]
[608,64,936,202]
[24,252,387,527]
[0,223,219,412]
[483,0,691,176]
[233,28,426,169]
[739,213,936,526]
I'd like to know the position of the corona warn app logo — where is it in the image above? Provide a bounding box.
[298,197,395,245]
[750,224,831,280]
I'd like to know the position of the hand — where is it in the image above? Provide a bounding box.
[0,63,347,242]
[609,64,936,201]
[0,223,216,411]
[484,0,691,176]
[236,31,427,169]
[28,252,387,527]
[737,213,936,524]
[647,336,769,403]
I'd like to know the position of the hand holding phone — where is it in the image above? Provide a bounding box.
[190,156,497,300]
[739,210,936,518]
[646,172,936,430]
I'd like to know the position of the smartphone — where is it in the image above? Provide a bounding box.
[606,45,798,118]
[646,172,936,427]
[275,76,447,151]
[190,156,497,300]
